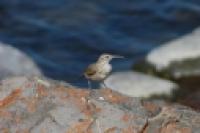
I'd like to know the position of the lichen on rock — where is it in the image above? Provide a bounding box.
[0,77,199,133]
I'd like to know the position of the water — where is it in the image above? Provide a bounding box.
[0,0,200,87]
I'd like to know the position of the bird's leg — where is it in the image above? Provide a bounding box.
[101,81,108,89]
[87,80,92,89]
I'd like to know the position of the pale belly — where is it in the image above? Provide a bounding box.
[91,64,112,81]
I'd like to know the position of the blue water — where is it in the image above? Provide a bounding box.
[0,0,200,87]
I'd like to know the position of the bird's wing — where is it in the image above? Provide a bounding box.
[84,64,97,77]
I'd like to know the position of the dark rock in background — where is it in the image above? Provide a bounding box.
[134,28,200,110]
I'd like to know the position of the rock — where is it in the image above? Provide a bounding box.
[0,42,42,79]
[133,28,200,109]
[0,76,199,132]
[178,90,200,110]
[146,27,200,79]
[104,71,178,98]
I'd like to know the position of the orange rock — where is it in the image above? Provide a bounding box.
[104,127,117,133]
[122,126,137,133]
[0,110,12,119]
[24,97,38,113]
[36,85,48,97]
[0,88,22,108]
[0,128,9,133]
[16,129,30,133]
[100,89,129,104]
[73,96,101,117]
[142,101,160,116]
[121,113,131,123]
[160,122,192,133]
[64,88,101,117]
[40,128,47,133]
[66,88,90,98]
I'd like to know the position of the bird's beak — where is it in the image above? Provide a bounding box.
[111,55,124,58]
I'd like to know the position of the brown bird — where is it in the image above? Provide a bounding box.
[84,53,124,89]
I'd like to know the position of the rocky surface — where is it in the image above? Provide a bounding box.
[104,71,178,98]
[0,76,199,133]
[0,42,42,79]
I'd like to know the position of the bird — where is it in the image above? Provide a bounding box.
[84,53,124,89]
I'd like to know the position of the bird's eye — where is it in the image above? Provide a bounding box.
[105,55,109,58]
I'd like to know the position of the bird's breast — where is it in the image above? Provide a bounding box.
[100,64,112,74]
[85,63,112,81]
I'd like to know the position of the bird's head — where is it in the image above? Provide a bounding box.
[97,53,124,63]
